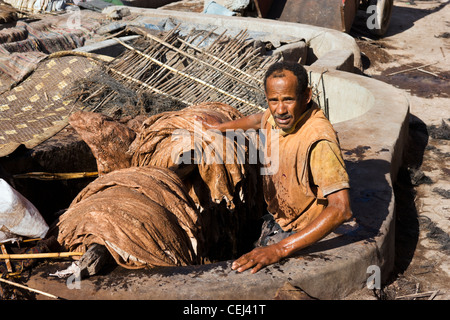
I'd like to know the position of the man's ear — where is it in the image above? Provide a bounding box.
[304,87,312,104]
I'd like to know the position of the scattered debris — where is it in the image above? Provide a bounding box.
[408,167,433,186]
[432,187,450,199]
[395,289,442,300]
[386,61,439,76]
[419,216,450,254]
[428,119,450,140]
[435,32,450,39]
[102,5,130,19]
[343,145,371,161]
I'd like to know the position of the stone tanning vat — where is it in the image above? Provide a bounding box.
[17,8,410,299]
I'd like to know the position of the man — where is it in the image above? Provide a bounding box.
[202,61,352,273]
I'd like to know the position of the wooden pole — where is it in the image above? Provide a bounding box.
[254,0,263,18]
[1,245,12,272]
[0,277,62,300]
[13,171,98,181]
[387,62,438,76]
[0,252,83,259]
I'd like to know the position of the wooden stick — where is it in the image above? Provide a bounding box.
[22,238,42,243]
[428,290,440,300]
[47,50,114,63]
[0,252,83,259]
[1,245,12,273]
[387,62,438,76]
[176,37,263,85]
[13,171,98,181]
[253,0,263,18]
[395,290,442,300]
[416,68,442,78]
[0,277,62,300]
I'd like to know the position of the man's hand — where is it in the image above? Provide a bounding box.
[231,244,284,274]
[231,189,352,274]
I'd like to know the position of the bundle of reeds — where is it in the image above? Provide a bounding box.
[78,25,280,116]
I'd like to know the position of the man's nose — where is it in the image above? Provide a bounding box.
[276,101,288,115]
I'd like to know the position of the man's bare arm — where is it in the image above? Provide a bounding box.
[231,188,352,274]
[199,112,264,132]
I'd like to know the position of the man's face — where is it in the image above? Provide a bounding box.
[265,70,309,131]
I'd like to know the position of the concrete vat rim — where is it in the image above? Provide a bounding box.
[104,6,363,70]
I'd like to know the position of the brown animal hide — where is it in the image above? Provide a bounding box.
[55,166,204,269]
[69,111,136,176]
[67,102,264,263]
[129,102,263,261]
[130,102,251,211]
[0,1,17,24]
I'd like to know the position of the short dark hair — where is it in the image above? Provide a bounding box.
[263,61,308,96]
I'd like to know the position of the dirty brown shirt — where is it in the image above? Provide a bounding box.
[261,105,349,232]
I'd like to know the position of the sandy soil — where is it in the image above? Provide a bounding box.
[344,0,450,300]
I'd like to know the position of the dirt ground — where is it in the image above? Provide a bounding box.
[344,0,450,300]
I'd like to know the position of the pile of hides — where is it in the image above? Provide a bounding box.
[129,102,264,260]
[4,0,66,13]
[60,102,264,266]
[55,166,204,269]
[0,20,85,55]
[0,11,103,93]
[130,102,254,212]
[0,0,17,23]
[0,20,86,93]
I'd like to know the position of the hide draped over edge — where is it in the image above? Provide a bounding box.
[56,166,204,269]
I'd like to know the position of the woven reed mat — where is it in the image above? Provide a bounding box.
[0,54,101,157]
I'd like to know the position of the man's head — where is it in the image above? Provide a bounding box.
[264,62,312,131]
